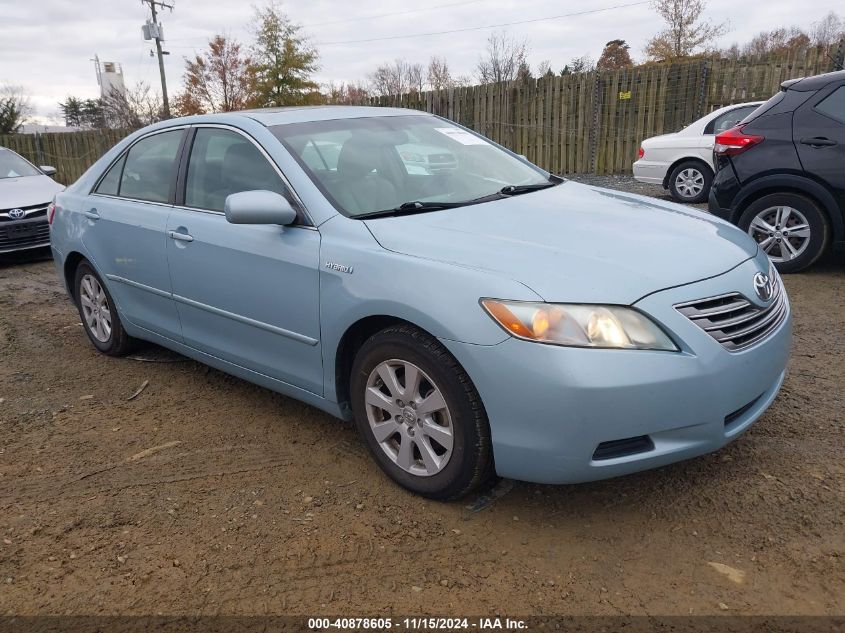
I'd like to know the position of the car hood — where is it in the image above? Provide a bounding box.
[0,176,64,209]
[364,181,758,304]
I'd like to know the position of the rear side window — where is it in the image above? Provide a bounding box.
[816,86,845,124]
[707,106,758,134]
[185,127,290,212]
[118,130,183,203]
[95,154,126,195]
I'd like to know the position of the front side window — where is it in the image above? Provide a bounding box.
[118,130,183,203]
[273,115,549,217]
[816,85,845,124]
[0,149,42,179]
[185,128,290,212]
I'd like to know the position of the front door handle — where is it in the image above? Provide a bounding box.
[82,208,100,220]
[800,137,838,147]
[168,230,194,242]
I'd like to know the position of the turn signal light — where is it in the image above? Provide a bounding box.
[714,125,764,156]
[47,201,57,225]
[637,147,645,159]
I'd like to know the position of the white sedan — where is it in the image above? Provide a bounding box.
[633,102,762,203]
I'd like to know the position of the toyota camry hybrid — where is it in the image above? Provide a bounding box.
[48,107,792,499]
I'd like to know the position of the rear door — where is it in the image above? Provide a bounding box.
[793,82,845,211]
[165,125,323,394]
[82,127,186,340]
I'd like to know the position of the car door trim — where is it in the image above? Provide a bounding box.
[179,123,315,227]
[106,273,319,345]
[171,293,319,346]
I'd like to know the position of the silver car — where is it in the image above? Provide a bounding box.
[0,147,63,254]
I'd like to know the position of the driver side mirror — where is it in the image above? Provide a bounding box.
[40,166,57,177]
[224,190,297,226]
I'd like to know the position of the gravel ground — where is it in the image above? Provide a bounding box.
[0,183,843,619]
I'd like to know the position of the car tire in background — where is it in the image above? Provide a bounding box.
[73,261,136,356]
[668,160,713,204]
[350,324,494,500]
[738,193,830,274]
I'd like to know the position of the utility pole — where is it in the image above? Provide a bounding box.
[141,0,173,118]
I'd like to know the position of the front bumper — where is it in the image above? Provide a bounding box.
[441,254,791,484]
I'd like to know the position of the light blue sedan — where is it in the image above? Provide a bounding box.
[48,107,791,499]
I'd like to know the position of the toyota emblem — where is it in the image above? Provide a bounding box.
[8,208,25,220]
[753,272,773,302]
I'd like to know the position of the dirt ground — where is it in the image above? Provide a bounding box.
[1,193,843,617]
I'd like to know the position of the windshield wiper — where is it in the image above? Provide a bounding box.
[355,195,503,220]
[499,175,564,196]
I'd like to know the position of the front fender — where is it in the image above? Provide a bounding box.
[317,216,542,403]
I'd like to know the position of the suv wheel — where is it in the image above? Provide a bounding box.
[350,324,494,500]
[739,193,830,273]
[74,261,135,355]
[668,161,712,204]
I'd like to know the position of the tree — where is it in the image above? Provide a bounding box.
[427,56,456,91]
[58,96,84,128]
[516,61,533,82]
[58,96,103,129]
[179,35,256,114]
[323,81,369,105]
[101,82,164,128]
[476,31,530,84]
[368,59,424,96]
[561,54,595,75]
[644,0,727,61]
[537,60,555,78]
[251,2,321,107]
[597,39,634,70]
[741,27,810,56]
[0,84,32,133]
[811,11,844,48]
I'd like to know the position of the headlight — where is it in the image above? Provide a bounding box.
[480,299,678,351]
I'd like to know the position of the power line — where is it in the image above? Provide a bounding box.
[301,0,483,28]
[317,1,651,46]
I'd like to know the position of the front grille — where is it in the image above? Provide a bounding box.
[674,275,787,351]
[0,220,50,251]
[593,435,655,461]
[0,203,49,223]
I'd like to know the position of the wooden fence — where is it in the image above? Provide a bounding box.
[2,42,842,183]
[0,128,132,184]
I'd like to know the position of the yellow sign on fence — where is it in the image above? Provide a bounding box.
[619,90,632,100]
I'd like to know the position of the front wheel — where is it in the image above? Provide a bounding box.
[350,324,494,500]
[738,193,830,273]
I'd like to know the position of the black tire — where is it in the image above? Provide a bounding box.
[667,160,713,204]
[350,324,494,500]
[73,260,136,356]
[738,193,830,274]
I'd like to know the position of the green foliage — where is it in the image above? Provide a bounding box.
[251,2,320,107]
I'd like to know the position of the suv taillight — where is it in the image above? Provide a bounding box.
[714,125,764,156]
[47,202,56,225]
[637,147,645,159]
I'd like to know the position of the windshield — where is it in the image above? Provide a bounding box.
[0,149,42,179]
[272,115,551,217]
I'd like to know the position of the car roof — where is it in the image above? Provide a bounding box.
[235,105,431,126]
[782,69,845,92]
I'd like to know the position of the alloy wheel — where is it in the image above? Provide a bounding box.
[674,168,705,198]
[747,206,811,263]
[79,274,112,343]
[364,359,454,477]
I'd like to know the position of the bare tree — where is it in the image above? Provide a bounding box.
[368,59,424,96]
[644,0,727,61]
[323,81,369,104]
[0,84,33,133]
[101,82,164,128]
[811,11,844,48]
[565,55,595,74]
[741,27,810,56]
[427,56,457,91]
[537,60,553,77]
[476,31,530,84]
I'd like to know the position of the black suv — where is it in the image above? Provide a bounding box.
[709,69,845,272]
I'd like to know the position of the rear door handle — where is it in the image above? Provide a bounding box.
[800,137,838,147]
[168,230,194,242]
[82,208,100,220]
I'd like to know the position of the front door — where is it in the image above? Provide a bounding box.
[165,126,323,394]
[82,128,185,340]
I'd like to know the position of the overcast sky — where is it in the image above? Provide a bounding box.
[1,0,838,123]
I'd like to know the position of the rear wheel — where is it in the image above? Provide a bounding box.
[73,261,135,355]
[739,193,829,273]
[350,324,494,500]
[668,161,712,204]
